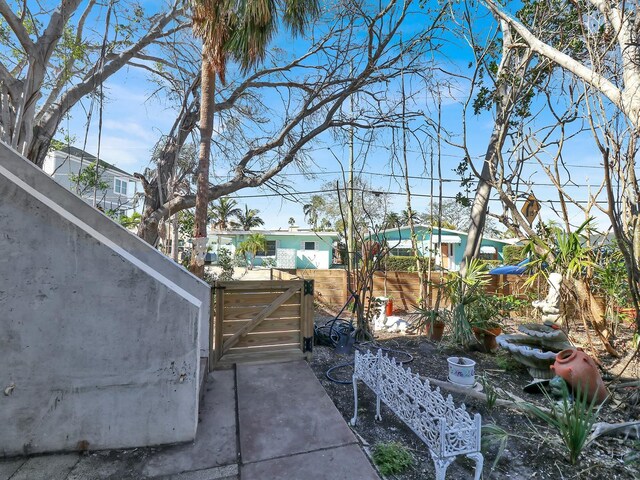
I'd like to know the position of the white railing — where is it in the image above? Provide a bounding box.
[350,349,483,480]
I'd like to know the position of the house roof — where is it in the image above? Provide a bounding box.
[210,229,338,238]
[372,224,515,245]
[53,145,135,178]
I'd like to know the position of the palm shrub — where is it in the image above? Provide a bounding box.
[443,258,489,347]
[523,381,601,464]
[237,233,267,270]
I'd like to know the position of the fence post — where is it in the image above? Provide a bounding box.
[302,279,314,360]
[209,286,215,372]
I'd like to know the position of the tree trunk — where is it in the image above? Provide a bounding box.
[190,54,215,278]
[461,121,506,274]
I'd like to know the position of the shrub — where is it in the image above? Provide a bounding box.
[502,245,526,265]
[384,255,435,272]
[372,442,414,476]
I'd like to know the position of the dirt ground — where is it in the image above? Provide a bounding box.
[310,308,640,479]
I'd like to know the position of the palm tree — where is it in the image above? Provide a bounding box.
[401,209,421,226]
[208,197,242,230]
[236,205,264,230]
[382,212,402,229]
[303,195,325,230]
[189,0,319,278]
[237,233,267,270]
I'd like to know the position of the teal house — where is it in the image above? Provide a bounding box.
[207,228,339,269]
[371,225,514,271]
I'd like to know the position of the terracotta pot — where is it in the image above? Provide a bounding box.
[426,321,445,341]
[385,299,394,316]
[472,326,502,353]
[551,349,608,404]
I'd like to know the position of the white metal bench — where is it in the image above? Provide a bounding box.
[350,349,483,480]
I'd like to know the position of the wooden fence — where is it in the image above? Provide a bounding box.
[272,268,544,313]
[211,279,314,370]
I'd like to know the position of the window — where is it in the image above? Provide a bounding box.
[303,241,316,251]
[114,178,128,195]
[257,240,277,256]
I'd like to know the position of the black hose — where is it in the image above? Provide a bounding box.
[324,343,414,385]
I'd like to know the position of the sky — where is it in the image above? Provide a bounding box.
[58,0,613,234]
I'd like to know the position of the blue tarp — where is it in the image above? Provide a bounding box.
[489,258,530,275]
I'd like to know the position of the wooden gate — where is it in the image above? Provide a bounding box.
[211,280,314,369]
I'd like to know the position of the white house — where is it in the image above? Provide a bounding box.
[43,146,141,216]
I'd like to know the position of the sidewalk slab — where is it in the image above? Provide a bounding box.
[0,459,26,480]
[155,464,238,480]
[236,361,358,464]
[141,370,238,478]
[8,454,79,480]
[241,444,379,480]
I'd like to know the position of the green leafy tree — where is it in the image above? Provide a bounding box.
[382,212,402,230]
[303,196,327,230]
[208,197,242,230]
[69,161,108,196]
[119,212,142,229]
[235,205,264,230]
[178,210,195,236]
[237,233,267,270]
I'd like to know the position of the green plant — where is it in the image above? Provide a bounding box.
[523,382,601,464]
[467,295,503,330]
[494,351,526,372]
[372,442,414,476]
[217,247,235,281]
[502,245,526,265]
[481,424,510,474]
[69,161,109,195]
[624,441,640,466]
[443,258,489,347]
[408,307,451,334]
[384,255,435,272]
[480,374,498,410]
[237,233,267,270]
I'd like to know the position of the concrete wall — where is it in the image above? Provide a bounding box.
[0,143,211,456]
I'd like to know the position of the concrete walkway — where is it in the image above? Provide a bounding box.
[0,361,379,480]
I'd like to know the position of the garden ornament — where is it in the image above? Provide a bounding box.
[532,272,563,325]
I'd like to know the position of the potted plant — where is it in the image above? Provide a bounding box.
[447,356,476,387]
[467,295,504,353]
[409,307,449,341]
[442,258,489,348]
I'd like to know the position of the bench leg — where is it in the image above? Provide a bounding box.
[430,454,454,480]
[375,394,382,421]
[466,452,484,480]
[349,377,358,426]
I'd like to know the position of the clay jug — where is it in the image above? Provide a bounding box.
[551,349,608,404]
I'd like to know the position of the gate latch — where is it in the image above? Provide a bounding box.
[303,336,313,353]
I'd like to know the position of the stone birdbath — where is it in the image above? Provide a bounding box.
[497,273,574,380]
